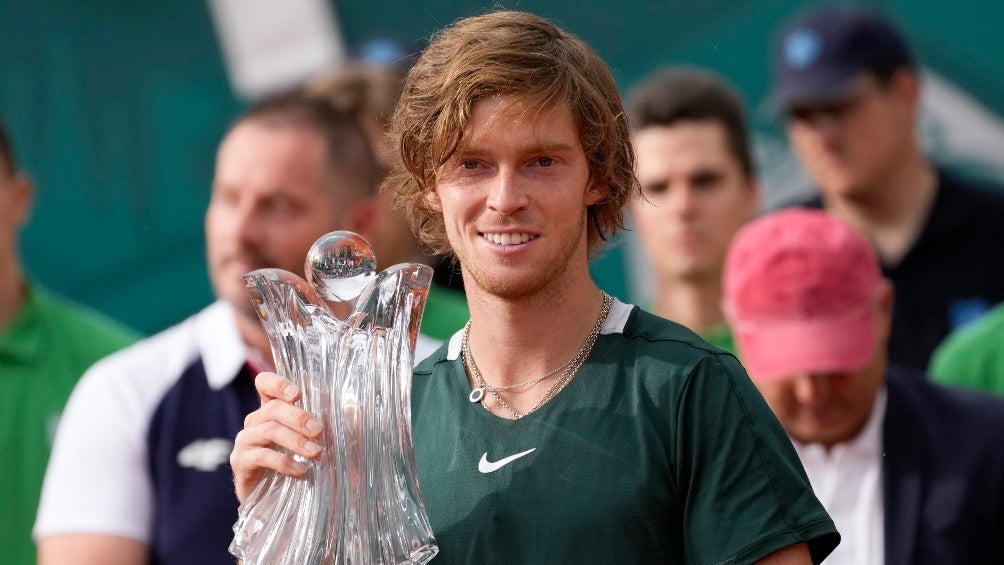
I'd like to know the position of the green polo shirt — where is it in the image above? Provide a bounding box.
[1,285,139,565]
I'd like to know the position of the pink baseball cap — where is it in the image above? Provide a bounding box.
[722,208,887,382]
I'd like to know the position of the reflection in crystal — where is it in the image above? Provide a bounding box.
[305,231,377,302]
[230,231,438,565]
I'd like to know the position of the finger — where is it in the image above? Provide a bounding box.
[230,444,311,502]
[235,418,323,460]
[254,371,300,404]
[244,398,324,440]
[230,417,324,504]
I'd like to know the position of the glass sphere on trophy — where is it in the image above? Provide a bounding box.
[229,231,438,564]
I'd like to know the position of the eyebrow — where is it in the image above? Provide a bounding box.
[456,141,578,156]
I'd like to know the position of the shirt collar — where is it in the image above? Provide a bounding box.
[445,296,631,361]
[197,300,248,390]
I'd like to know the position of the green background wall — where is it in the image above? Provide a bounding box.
[2,0,1002,334]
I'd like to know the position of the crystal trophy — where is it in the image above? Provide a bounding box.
[230,231,438,565]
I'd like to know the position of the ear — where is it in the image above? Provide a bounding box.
[343,197,378,238]
[11,173,34,228]
[891,68,921,115]
[424,188,443,212]
[584,180,607,206]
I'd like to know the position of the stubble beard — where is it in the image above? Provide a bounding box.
[462,210,588,302]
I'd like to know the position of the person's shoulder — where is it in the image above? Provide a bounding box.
[613,304,744,376]
[621,305,728,353]
[32,287,141,347]
[78,303,220,393]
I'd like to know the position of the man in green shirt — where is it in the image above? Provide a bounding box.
[0,119,139,565]
[230,11,838,563]
[626,67,760,355]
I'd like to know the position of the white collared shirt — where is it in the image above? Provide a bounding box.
[794,389,887,565]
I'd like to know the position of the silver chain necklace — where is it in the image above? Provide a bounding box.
[462,292,613,419]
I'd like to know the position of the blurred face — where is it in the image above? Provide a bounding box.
[0,160,31,274]
[749,295,891,450]
[205,121,349,318]
[785,72,916,200]
[428,96,601,300]
[369,190,422,268]
[631,121,758,283]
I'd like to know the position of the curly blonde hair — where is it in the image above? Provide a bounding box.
[386,10,638,256]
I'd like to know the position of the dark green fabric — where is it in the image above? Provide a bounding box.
[412,306,838,564]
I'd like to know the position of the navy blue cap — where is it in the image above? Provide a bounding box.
[769,4,914,110]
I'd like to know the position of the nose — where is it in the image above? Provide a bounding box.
[666,185,697,218]
[486,166,529,216]
[792,373,832,407]
[231,197,265,247]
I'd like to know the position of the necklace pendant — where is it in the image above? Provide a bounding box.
[469,387,485,403]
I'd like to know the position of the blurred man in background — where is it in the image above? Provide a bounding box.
[769,3,1004,370]
[0,118,139,565]
[305,62,469,345]
[626,66,759,354]
[724,208,1004,565]
[34,94,379,565]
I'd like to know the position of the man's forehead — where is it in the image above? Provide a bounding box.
[458,96,578,148]
[635,122,737,166]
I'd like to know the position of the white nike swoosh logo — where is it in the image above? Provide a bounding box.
[478,448,536,473]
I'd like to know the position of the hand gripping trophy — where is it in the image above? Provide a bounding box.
[230,231,438,564]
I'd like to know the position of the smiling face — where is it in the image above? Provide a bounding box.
[631,121,759,284]
[426,96,602,301]
[205,121,349,319]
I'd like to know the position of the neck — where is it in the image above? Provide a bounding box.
[0,259,26,330]
[651,276,724,335]
[824,154,937,266]
[234,310,274,373]
[463,265,604,390]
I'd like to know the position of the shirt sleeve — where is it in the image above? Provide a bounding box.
[676,353,840,564]
[34,356,156,543]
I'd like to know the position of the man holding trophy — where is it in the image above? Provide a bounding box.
[231,10,840,564]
